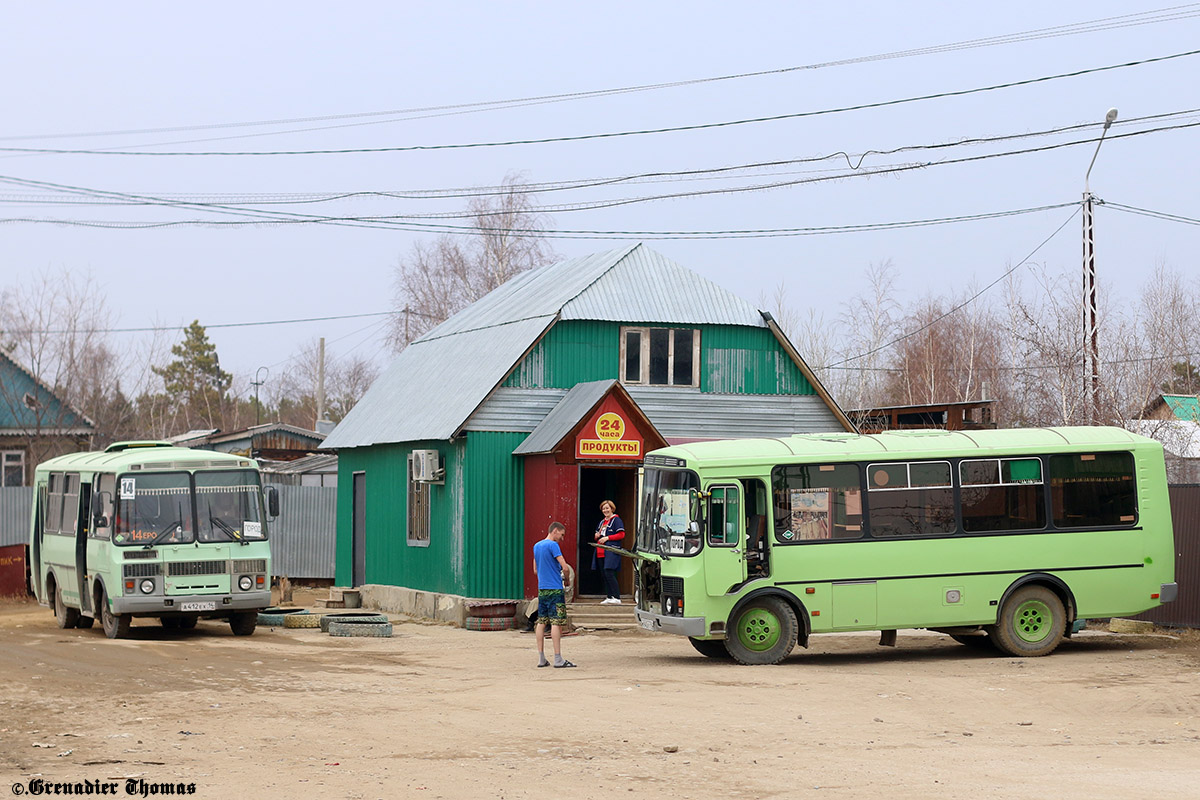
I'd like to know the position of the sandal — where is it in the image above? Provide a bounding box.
[536,661,551,668]
[553,660,577,668]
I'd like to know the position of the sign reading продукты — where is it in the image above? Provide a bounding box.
[576,411,641,459]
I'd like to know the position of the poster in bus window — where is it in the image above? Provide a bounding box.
[789,489,830,540]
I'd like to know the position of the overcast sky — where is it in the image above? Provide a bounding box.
[3,2,1198,398]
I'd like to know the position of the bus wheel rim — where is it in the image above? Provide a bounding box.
[737,607,781,652]
[1014,599,1053,643]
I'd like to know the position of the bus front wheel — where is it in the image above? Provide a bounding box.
[100,590,130,639]
[725,597,798,665]
[54,582,80,629]
[989,585,1065,657]
[230,612,257,636]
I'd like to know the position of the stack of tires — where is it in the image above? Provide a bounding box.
[257,607,310,626]
[320,611,393,638]
[464,601,517,631]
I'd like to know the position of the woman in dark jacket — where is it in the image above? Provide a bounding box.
[592,499,625,604]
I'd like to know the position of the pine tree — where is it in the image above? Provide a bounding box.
[151,320,232,431]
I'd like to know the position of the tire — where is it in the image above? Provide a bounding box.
[989,585,1066,657]
[725,596,798,665]
[464,615,516,631]
[319,612,389,633]
[177,616,198,630]
[54,582,80,629]
[464,601,518,618]
[76,615,95,629]
[284,612,323,628]
[258,609,310,626]
[100,589,130,640]
[160,617,183,630]
[689,637,732,659]
[230,612,257,636]
[328,620,393,638]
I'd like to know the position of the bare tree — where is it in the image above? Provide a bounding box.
[268,338,380,428]
[388,174,558,350]
[832,260,901,413]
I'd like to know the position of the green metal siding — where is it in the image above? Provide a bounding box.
[504,320,813,396]
[336,432,527,598]
[503,320,617,389]
[700,325,813,395]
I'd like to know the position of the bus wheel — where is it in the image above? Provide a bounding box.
[990,585,1065,657]
[76,615,95,630]
[54,582,80,629]
[178,616,198,630]
[100,590,130,639]
[726,597,798,665]
[230,612,257,636]
[688,637,731,659]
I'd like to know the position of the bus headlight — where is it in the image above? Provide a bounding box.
[238,575,253,592]
[139,579,155,594]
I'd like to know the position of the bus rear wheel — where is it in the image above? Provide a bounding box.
[725,597,798,665]
[54,582,80,629]
[100,589,130,640]
[688,637,731,659]
[989,585,1065,657]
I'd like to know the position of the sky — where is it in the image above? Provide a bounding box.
[2,2,1198,401]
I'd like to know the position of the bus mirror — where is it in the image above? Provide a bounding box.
[93,490,112,529]
[264,485,280,519]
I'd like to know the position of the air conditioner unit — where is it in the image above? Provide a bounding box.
[411,449,443,483]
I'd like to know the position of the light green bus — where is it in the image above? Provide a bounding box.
[29,441,276,639]
[632,427,1177,664]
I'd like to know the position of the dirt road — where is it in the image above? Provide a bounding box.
[2,595,1199,799]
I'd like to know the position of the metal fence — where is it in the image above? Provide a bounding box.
[1135,484,1200,628]
[0,487,32,547]
[0,484,336,580]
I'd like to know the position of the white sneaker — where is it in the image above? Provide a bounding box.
[601,597,621,605]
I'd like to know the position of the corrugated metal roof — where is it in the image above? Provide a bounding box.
[322,244,780,449]
[460,388,566,432]
[1163,395,1200,422]
[320,316,554,448]
[562,245,764,326]
[513,380,615,455]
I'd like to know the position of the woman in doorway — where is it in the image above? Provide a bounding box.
[592,500,626,604]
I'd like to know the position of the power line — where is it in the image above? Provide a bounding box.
[1104,201,1200,226]
[3,50,1196,158]
[4,310,395,337]
[6,5,1196,146]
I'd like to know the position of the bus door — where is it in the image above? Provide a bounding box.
[31,483,45,601]
[75,480,93,616]
[704,484,745,595]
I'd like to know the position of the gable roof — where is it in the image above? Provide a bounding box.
[0,350,95,436]
[321,244,840,449]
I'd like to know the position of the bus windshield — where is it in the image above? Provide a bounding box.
[197,470,267,543]
[115,472,193,546]
[638,468,701,556]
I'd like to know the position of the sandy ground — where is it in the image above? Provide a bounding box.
[2,589,1200,800]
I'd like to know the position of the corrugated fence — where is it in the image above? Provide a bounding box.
[1135,484,1200,628]
[0,484,336,580]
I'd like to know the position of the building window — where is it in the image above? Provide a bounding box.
[620,327,699,387]
[407,453,431,546]
[2,451,24,487]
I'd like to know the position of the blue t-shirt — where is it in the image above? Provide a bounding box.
[533,538,564,591]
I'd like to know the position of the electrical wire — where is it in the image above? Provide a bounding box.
[3,50,1196,157]
[6,5,1197,147]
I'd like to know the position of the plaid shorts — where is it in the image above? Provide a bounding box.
[537,589,567,625]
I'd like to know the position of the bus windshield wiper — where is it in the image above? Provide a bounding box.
[143,518,184,549]
[206,501,245,544]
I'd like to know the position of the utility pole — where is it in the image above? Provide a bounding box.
[1082,107,1117,424]
[316,337,326,427]
[251,366,269,427]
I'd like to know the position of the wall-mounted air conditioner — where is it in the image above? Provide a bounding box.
[411,449,444,483]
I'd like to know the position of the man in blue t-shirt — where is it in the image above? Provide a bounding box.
[533,521,576,668]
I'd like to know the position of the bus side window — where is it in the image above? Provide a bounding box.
[92,475,115,539]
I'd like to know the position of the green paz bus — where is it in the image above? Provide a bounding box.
[29,441,277,639]
[631,426,1177,664]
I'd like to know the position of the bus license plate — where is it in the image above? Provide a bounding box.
[639,618,655,632]
[181,602,216,612]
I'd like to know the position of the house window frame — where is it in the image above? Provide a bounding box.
[2,450,24,487]
[619,326,700,387]
[406,453,431,547]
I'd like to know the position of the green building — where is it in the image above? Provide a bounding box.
[320,244,852,603]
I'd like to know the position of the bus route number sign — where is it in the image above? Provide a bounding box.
[120,478,136,500]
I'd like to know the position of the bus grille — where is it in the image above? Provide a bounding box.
[661,576,684,596]
[123,563,161,578]
[168,560,228,577]
[233,559,267,574]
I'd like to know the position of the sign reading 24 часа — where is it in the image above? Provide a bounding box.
[577,410,641,459]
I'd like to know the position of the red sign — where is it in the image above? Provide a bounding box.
[576,401,643,460]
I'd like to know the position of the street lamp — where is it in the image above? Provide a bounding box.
[251,366,269,426]
[1083,107,1117,424]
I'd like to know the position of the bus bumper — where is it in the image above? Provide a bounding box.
[1161,583,1178,603]
[111,591,272,615]
[635,608,706,637]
